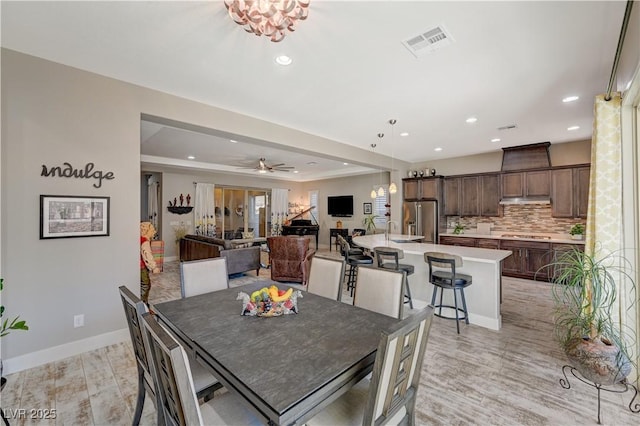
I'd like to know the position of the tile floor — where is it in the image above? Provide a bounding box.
[3,253,639,425]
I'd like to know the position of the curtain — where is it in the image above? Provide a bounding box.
[585,93,635,342]
[271,188,289,236]
[147,179,159,230]
[195,183,216,237]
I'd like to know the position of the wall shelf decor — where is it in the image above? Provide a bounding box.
[167,206,193,215]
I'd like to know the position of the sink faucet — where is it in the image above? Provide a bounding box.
[385,220,398,242]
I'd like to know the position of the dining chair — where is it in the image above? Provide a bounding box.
[373,246,415,309]
[119,286,221,426]
[139,312,262,426]
[424,251,473,334]
[353,265,405,319]
[306,305,435,426]
[306,255,346,301]
[180,257,229,298]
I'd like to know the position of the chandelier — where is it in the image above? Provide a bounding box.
[224,0,310,43]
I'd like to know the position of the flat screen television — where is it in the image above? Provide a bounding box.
[327,195,354,217]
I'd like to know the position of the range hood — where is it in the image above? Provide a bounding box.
[499,142,552,205]
[499,196,551,205]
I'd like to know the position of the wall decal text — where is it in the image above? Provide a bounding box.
[41,162,115,188]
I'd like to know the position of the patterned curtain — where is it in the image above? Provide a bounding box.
[585,93,636,360]
[195,183,216,237]
[271,188,289,236]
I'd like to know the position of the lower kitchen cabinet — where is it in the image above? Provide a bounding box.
[439,235,477,247]
[476,238,500,249]
[499,240,553,280]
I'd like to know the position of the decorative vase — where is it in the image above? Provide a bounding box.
[565,337,632,385]
[407,170,414,178]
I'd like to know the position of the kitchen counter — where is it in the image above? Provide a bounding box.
[354,234,512,331]
[440,232,585,245]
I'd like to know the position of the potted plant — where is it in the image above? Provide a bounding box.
[362,214,378,233]
[1,278,29,383]
[569,223,585,240]
[545,247,636,385]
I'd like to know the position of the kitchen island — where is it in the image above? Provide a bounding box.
[353,233,512,331]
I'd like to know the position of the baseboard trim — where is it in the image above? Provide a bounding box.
[2,328,129,375]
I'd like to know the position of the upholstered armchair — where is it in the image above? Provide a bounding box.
[267,236,316,284]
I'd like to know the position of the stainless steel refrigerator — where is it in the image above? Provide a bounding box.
[402,200,438,243]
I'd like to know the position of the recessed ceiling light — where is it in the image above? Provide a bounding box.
[187,155,195,160]
[230,139,238,143]
[465,117,478,124]
[491,138,501,143]
[434,147,443,152]
[343,162,349,166]
[275,55,292,66]
[258,170,267,174]
[293,170,299,174]
[562,96,579,103]
[567,126,580,131]
[400,132,409,137]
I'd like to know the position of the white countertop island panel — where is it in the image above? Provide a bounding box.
[353,234,512,331]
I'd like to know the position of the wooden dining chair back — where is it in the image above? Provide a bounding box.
[180,257,229,298]
[353,265,405,319]
[139,312,262,426]
[306,306,435,426]
[119,285,161,425]
[306,255,345,300]
[364,305,435,424]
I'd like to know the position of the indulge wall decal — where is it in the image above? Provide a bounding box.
[40,162,115,188]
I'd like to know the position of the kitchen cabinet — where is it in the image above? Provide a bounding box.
[439,235,477,247]
[443,177,461,216]
[550,243,585,280]
[499,240,552,280]
[403,177,439,201]
[501,170,550,198]
[480,174,501,216]
[551,165,590,218]
[453,174,500,217]
[476,238,500,249]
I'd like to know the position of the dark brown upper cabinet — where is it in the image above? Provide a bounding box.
[501,170,550,198]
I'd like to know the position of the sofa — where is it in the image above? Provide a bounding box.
[267,236,316,284]
[179,234,261,276]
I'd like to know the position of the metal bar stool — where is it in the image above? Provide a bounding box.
[337,235,373,297]
[373,246,414,309]
[424,252,472,334]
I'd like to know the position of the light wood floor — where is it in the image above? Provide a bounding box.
[4,256,639,425]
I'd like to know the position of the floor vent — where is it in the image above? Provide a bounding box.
[402,24,454,58]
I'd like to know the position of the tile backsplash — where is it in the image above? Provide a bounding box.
[447,205,586,234]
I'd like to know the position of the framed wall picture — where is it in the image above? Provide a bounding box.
[363,202,372,215]
[40,195,110,239]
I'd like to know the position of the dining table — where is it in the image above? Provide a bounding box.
[152,281,400,426]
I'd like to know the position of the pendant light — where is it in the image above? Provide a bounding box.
[370,143,378,199]
[377,133,385,197]
[388,119,398,194]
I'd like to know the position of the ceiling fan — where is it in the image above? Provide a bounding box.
[240,158,295,173]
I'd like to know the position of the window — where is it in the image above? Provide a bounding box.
[308,190,319,222]
[372,186,388,227]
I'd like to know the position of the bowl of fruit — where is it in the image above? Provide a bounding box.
[237,285,302,317]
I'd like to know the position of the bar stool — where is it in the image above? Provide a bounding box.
[338,235,373,297]
[374,247,414,309]
[424,252,472,334]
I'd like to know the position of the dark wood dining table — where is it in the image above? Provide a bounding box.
[153,281,399,425]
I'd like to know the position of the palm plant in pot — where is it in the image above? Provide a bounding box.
[547,247,636,385]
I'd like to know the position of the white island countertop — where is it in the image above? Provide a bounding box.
[353,233,512,331]
[354,234,512,264]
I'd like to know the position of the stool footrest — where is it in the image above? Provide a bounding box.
[432,304,468,321]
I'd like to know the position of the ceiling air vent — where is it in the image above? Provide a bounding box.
[498,124,518,131]
[402,25,454,58]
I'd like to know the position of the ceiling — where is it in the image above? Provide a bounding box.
[1,1,626,181]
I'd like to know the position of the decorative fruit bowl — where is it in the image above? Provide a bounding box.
[237,285,302,317]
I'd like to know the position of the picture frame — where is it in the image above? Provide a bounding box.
[363,202,372,215]
[40,195,110,239]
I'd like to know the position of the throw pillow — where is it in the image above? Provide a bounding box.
[242,231,255,239]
